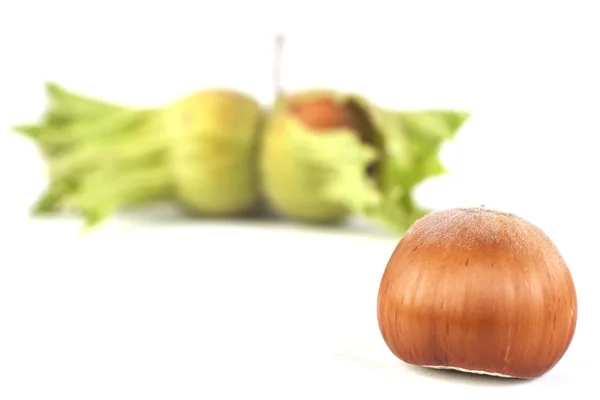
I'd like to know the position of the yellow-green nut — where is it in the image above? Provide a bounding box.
[163,90,263,216]
[259,90,379,224]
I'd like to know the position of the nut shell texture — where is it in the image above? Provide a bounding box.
[377,207,577,379]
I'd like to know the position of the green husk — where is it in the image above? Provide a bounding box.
[13,83,149,215]
[260,90,469,234]
[260,93,380,224]
[14,81,468,233]
[13,83,264,228]
[363,102,470,232]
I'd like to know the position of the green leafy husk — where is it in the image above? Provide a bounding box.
[13,83,264,228]
[364,103,470,232]
[260,93,380,224]
[260,90,469,234]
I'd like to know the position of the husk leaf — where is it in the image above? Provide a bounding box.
[260,95,380,223]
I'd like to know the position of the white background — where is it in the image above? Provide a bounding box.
[0,1,599,399]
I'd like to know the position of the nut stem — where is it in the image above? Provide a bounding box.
[273,33,285,100]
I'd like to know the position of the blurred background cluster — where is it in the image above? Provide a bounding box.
[1,1,598,240]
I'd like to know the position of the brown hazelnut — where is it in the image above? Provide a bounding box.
[288,96,353,130]
[377,207,578,379]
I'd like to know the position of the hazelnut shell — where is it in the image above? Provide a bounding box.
[377,207,578,379]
